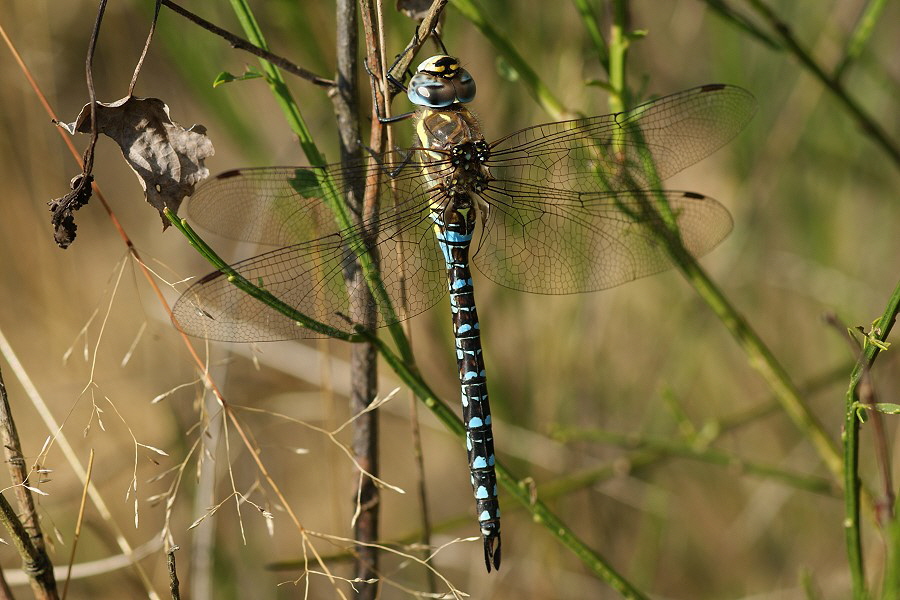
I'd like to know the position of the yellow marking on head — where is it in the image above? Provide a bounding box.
[417,55,462,78]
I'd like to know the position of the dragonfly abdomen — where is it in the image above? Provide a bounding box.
[433,204,502,572]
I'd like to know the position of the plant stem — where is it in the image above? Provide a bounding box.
[843,279,900,599]
[670,240,843,478]
[742,0,900,170]
[833,0,888,79]
[450,0,571,119]
[0,365,58,599]
[606,0,842,487]
[227,0,327,167]
[334,0,381,593]
[571,0,609,69]
[169,206,650,593]
[366,331,650,598]
[607,0,627,112]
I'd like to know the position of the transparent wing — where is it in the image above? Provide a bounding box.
[473,84,754,292]
[172,158,453,342]
[474,184,732,293]
[185,151,439,245]
[487,84,757,192]
[173,85,755,339]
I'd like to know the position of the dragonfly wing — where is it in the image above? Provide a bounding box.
[185,153,428,246]
[173,163,448,342]
[487,84,756,192]
[473,184,732,293]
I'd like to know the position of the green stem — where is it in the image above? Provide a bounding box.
[607,1,848,587]
[743,0,900,170]
[571,0,609,70]
[607,0,627,113]
[667,241,843,480]
[227,0,326,167]
[363,330,650,599]
[171,207,646,595]
[225,0,413,362]
[834,0,888,79]
[843,278,900,599]
[450,0,570,120]
[166,210,358,340]
[556,428,838,496]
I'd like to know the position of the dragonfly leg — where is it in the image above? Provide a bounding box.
[386,70,408,95]
[373,24,448,124]
[387,148,416,179]
[378,111,416,125]
[383,20,441,88]
[362,56,415,125]
[363,55,408,95]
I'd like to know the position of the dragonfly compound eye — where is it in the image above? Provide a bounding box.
[451,69,476,104]
[408,73,461,108]
[408,56,477,107]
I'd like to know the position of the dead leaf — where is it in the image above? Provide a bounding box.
[60,96,214,228]
[48,173,93,249]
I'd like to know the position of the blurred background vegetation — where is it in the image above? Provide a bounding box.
[1,0,898,598]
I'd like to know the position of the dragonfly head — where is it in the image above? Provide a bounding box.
[408,55,476,108]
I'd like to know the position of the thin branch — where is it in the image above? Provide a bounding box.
[167,547,181,600]
[333,0,380,594]
[841,280,900,598]
[0,366,58,600]
[741,0,900,169]
[0,490,56,599]
[61,450,94,600]
[386,0,450,91]
[128,0,162,96]
[160,0,335,88]
[0,365,48,555]
[702,0,781,49]
[823,313,894,521]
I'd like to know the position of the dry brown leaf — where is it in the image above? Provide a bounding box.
[60,96,214,228]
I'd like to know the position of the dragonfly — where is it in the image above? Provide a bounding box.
[172,54,756,572]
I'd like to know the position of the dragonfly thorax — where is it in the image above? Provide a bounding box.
[416,106,492,216]
[449,141,491,191]
[426,140,492,217]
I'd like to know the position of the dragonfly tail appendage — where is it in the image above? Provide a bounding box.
[484,531,502,572]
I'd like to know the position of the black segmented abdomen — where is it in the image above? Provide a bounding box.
[432,204,501,572]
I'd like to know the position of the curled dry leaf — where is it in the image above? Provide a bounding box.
[48,173,94,248]
[58,96,214,239]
